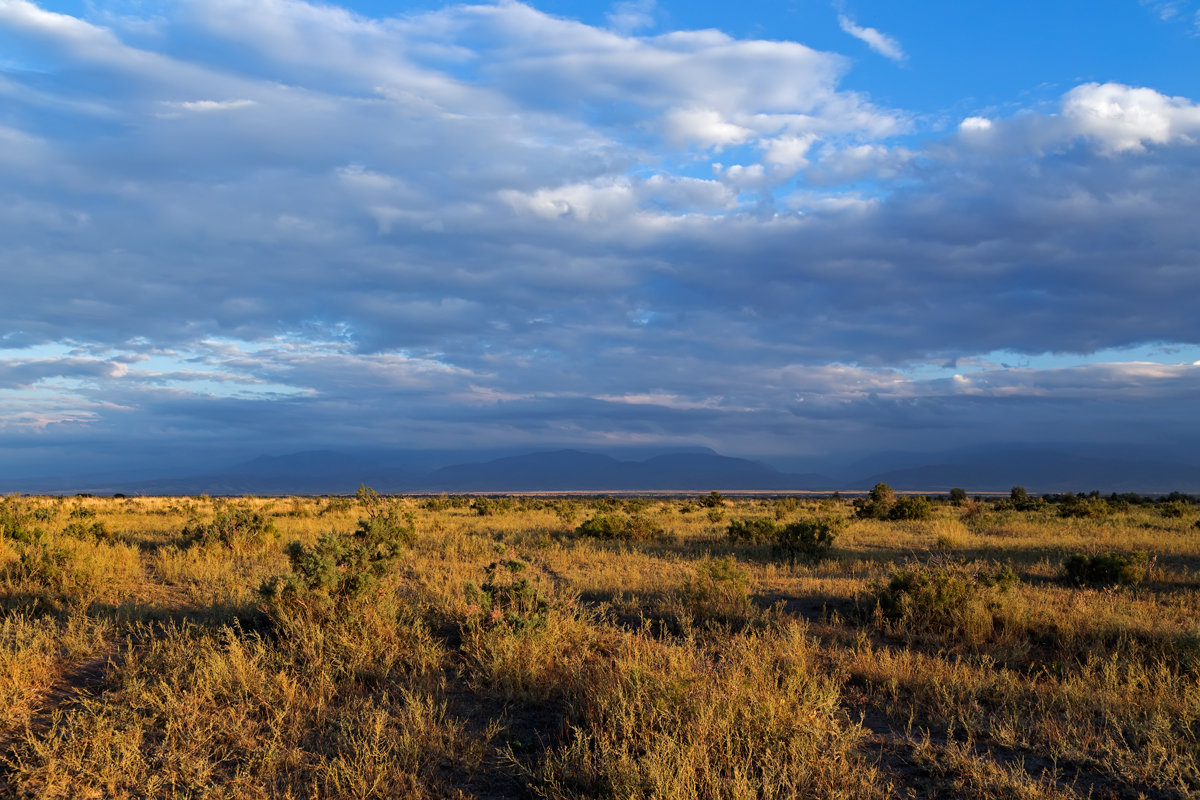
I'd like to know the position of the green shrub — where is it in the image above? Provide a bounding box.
[465,559,552,630]
[1056,493,1111,519]
[551,500,581,527]
[948,487,968,505]
[576,513,665,542]
[1061,551,1149,587]
[261,523,413,608]
[853,482,895,520]
[725,517,780,545]
[319,496,354,516]
[182,504,276,548]
[773,497,800,519]
[473,496,515,516]
[260,495,415,610]
[771,518,841,565]
[62,520,113,542]
[421,494,469,511]
[1158,500,1188,519]
[0,496,43,543]
[698,491,726,508]
[678,557,754,626]
[887,495,933,521]
[872,561,1018,642]
[994,486,1043,512]
[68,504,96,519]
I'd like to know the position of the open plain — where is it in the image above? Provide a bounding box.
[0,490,1197,799]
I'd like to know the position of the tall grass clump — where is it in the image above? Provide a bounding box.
[871,560,1019,645]
[531,623,882,799]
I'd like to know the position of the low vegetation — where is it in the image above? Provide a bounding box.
[0,484,1197,798]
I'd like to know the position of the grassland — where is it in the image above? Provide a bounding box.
[0,489,1197,799]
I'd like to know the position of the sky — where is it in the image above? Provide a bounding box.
[1,0,1200,479]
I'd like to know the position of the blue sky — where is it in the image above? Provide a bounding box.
[2,0,1200,479]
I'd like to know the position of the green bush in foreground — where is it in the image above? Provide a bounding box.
[772,519,841,565]
[727,517,841,564]
[182,504,276,548]
[465,559,553,630]
[260,495,415,610]
[576,513,666,542]
[1062,551,1150,587]
[887,495,933,521]
[725,517,780,545]
[872,561,1018,643]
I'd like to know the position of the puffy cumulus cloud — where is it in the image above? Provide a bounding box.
[0,2,1198,470]
[1062,82,1200,153]
[948,82,1200,157]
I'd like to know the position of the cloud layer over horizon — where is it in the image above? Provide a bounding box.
[1,0,1199,476]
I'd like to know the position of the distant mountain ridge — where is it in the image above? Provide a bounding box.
[423,449,831,492]
[4,445,1198,495]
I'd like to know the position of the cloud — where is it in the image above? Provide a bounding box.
[662,107,753,149]
[0,2,1198,471]
[1062,82,1200,153]
[607,0,656,35]
[837,13,906,63]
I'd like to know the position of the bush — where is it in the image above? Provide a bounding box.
[948,487,967,505]
[63,520,113,543]
[465,559,553,631]
[576,513,666,542]
[0,496,43,543]
[68,504,96,519]
[1158,500,1188,519]
[1057,493,1111,519]
[725,517,779,545]
[771,518,840,565]
[260,495,416,610]
[421,494,469,511]
[319,496,354,516]
[182,504,276,548]
[473,496,515,516]
[698,491,726,508]
[678,558,754,626]
[853,482,895,520]
[773,497,800,519]
[887,495,933,521]
[1061,551,1150,587]
[872,561,1018,643]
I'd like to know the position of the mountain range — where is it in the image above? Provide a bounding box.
[5,445,1199,495]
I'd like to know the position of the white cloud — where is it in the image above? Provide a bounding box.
[762,134,817,172]
[1062,82,1200,153]
[607,0,656,35]
[500,179,637,223]
[165,99,257,113]
[837,13,906,63]
[662,107,753,149]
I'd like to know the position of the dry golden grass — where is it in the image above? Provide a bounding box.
[0,491,1196,798]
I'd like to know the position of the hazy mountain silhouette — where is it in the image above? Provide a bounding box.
[5,444,1197,495]
[420,449,830,491]
[854,449,1200,493]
